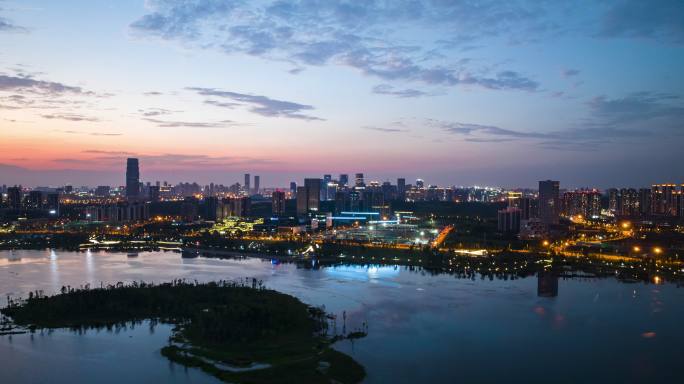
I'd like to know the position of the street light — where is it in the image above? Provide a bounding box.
[633,246,641,253]
[653,247,663,255]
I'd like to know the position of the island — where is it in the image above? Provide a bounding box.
[0,280,366,384]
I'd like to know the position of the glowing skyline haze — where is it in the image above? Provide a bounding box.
[1,0,683,188]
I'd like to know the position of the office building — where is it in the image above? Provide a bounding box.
[254,175,260,195]
[244,173,251,194]
[7,186,21,210]
[126,158,140,198]
[355,173,365,188]
[296,178,321,215]
[498,207,521,233]
[339,174,349,187]
[397,178,406,200]
[539,180,560,225]
[272,190,286,216]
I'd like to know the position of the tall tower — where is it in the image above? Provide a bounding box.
[254,175,260,195]
[538,180,559,225]
[244,173,251,194]
[126,158,140,198]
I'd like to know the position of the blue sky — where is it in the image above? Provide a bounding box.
[0,0,683,188]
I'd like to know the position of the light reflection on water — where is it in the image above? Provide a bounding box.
[1,250,683,384]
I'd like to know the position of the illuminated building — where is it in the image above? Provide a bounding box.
[296,179,321,216]
[26,190,44,209]
[520,197,537,220]
[125,158,140,198]
[619,188,639,216]
[651,184,678,216]
[539,180,560,225]
[416,179,425,189]
[607,188,619,213]
[290,182,297,194]
[95,186,110,197]
[272,190,286,216]
[507,192,522,208]
[562,189,601,218]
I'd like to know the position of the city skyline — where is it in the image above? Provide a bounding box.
[1,1,683,187]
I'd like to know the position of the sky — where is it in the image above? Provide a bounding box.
[0,0,683,189]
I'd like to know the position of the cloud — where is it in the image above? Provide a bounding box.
[138,107,178,117]
[586,92,684,125]
[141,117,237,128]
[186,87,323,120]
[143,91,163,96]
[42,113,100,122]
[55,150,273,169]
[0,74,89,95]
[598,0,684,44]
[57,130,122,137]
[362,126,409,133]
[561,68,581,78]
[130,1,541,92]
[372,84,429,98]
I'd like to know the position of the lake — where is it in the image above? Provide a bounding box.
[1,249,682,383]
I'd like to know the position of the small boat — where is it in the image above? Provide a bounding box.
[127,252,139,258]
[181,249,199,259]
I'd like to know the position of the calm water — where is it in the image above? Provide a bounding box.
[1,250,682,383]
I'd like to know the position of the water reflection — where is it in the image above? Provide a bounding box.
[1,250,683,384]
[537,270,559,297]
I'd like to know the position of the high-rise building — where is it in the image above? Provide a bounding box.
[126,158,140,198]
[355,173,365,188]
[244,174,251,194]
[563,189,601,218]
[651,184,678,216]
[507,192,523,208]
[397,178,406,200]
[539,180,560,225]
[498,207,521,233]
[638,188,651,216]
[339,174,349,187]
[619,188,639,216]
[149,186,160,202]
[272,190,286,216]
[416,179,425,189]
[7,186,21,210]
[290,182,297,195]
[296,178,321,215]
[46,193,60,216]
[254,175,260,195]
[95,186,111,197]
[607,188,619,213]
[26,190,44,209]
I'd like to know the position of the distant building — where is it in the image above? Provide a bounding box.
[85,201,149,223]
[619,188,639,216]
[355,173,365,188]
[46,193,60,216]
[244,173,251,194]
[638,188,651,216]
[339,174,349,187]
[651,184,679,216]
[7,186,21,210]
[149,186,160,202]
[272,190,286,216]
[95,186,111,197]
[296,178,321,216]
[498,207,521,233]
[126,158,140,198]
[562,189,601,218]
[290,182,297,195]
[254,175,260,195]
[539,180,560,225]
[26,190,44,209]
[397,178,406,200]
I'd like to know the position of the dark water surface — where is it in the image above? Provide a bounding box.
[1,250,682,383]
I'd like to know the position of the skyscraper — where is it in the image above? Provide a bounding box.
[539,180,560,225]
[126,158,140,198]
[254,175,260,195]
[244,174,251,194]
[296,178,321,215]
[397,178,406,200]
[7,186,21,210]
[355,173,365,188]
[272,190,286,216]
[339,174,349,187]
